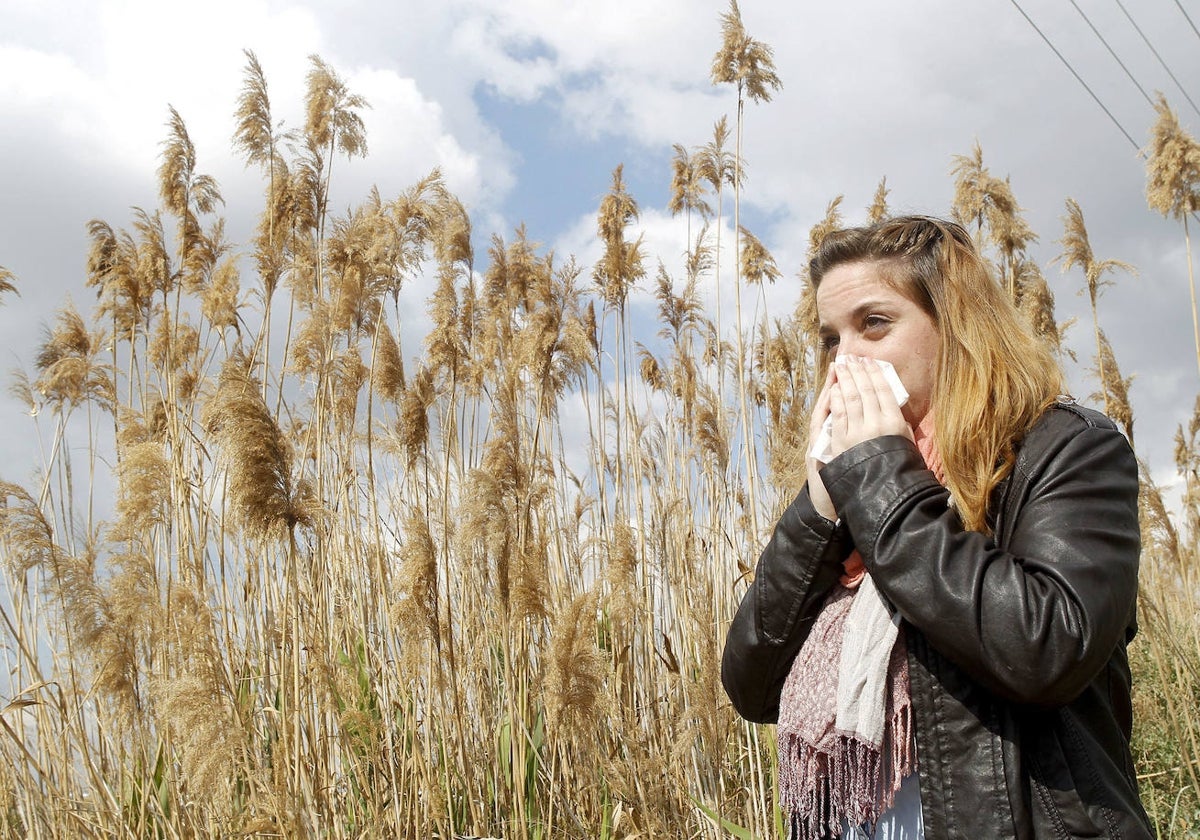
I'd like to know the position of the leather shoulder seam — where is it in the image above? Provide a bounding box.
[1046,400,1117,432]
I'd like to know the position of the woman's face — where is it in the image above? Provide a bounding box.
[816,260,940,426]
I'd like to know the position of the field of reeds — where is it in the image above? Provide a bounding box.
[0,8,1198,838]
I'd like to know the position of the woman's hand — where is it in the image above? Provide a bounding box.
[828,357,914,457]
[806,366,838,521]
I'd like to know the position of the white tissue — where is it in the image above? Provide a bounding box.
[808,356,909,464]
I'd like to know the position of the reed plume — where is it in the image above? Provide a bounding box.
[639,346,666,392]
[866,177,890,223]
[397,365,435,468]
[806,195,845,258]
[305,55,368,161]
[201,254,242,333]
[131,208,173,304]
[951,141,998,237]
[149,315,199,375]
[0,481,58,578]
[796,196,844,336]
[56,547,145,723]
[951,142,1036,299]
[517,258,593,408]
[394,510,439,671]
[233,49,277,174]
[202,354,313,540]
[289,302,332,377]
[739,226,780,287]
[330,346,367,433]
[692,383,730,474]
[424,259,462,387]
[1146,93,1200,221]
[1175,395,1200,546]
[8,368,36,417]
[1138,463,1180,564]
[673,352,701,432]
[710,0,783,104]
[34,304,114,414]
[1057,198,1134,414]
[695,117,736,347]
[110,413,170,540]
[159,106,222,221]
[604,520,638,636]
[759,319,809,495]
[543,589,605,736]
[87,219,149,341]
[0,266,16,300]
[594,165,645,309]
[151,582,243,811]
[1088,329,1135,443]
[669,143,712,248]
[182,217,230,296]
[1014,257,1068,358]
[159,106,223,283]
[153,670,241,809]
[371,320,405,404]
[1145,93,1200,378]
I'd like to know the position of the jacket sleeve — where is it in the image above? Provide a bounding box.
[720,486,848,723]
[820,416,1140,707]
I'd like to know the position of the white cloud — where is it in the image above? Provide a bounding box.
[3,0,1200,498]
[0,45,101,141]
[448,13,559,103]
[443,0,717,144]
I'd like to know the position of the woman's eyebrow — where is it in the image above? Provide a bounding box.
[818,300,893,333]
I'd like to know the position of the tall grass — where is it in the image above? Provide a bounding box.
[0,45,1197,840]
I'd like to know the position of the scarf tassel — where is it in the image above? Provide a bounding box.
[779,697,914,840]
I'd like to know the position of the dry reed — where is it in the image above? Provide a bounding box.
[0,40,1196,840]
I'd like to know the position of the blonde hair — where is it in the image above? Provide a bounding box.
[809,215,1064,533]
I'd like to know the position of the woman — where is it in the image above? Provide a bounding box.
[721,216,1153,839]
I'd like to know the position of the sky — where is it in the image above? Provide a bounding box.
[1,0,1198,510]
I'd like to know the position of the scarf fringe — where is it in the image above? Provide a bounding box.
[779,696,914,840]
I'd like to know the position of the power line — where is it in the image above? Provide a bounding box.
[1171,0,1200,46]
[1069,0,1154,108]
[1115,0,1200,119]
[1008,0,1140,152]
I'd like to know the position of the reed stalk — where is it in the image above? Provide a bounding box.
[1,44,1199,840]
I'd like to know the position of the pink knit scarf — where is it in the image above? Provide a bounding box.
[777,422,943,839]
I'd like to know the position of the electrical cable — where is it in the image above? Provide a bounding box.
[1115,0,1200,119]
[1008,0,1140,151]
[1011,0,1200,233]
[1171,0,1200,46]
[1069,0,1154,108]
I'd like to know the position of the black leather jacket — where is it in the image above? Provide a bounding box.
[722,401,1155,839]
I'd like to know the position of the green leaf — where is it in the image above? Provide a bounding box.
[689,794,761,840]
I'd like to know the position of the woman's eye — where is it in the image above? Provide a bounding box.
[863,315,888,332]
[820,335,840,352]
